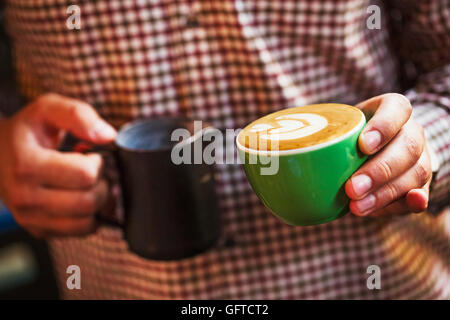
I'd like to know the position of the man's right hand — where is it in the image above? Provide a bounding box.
[0,93,117,238]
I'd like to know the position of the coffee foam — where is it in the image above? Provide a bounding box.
[238,104,363,151]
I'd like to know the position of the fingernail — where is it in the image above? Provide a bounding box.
[92,121,117,140]
[363,130,382,153]
[354,194,376,214]
[351,174,372,197]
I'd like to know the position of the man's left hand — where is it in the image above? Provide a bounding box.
[345,93,432,217]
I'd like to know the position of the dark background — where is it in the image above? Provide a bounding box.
[0,5,59,300]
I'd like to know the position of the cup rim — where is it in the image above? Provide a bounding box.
[116,117,187,153]
[236,106,366,156]
[115,117,215,153]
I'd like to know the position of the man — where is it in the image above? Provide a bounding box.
[0,1,448,299]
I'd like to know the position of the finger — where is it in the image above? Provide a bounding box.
[369,198,411,218]
[357,93,412,155]
[346,120,425,200]
[406,181,430,213]
[350,150,431,216]
[405,143,433,213]
[21,214,97,237]
[32,93,117,144]
[29,150,103,189]
[21,179,109,217]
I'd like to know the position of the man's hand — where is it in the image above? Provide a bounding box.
[345,93,432,217]
[0,93,117,237]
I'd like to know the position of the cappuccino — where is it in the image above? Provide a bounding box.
[237,104,364,152]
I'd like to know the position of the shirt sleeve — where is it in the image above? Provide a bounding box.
[387,0,450,213]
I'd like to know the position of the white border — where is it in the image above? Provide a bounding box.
[236,111,366,156]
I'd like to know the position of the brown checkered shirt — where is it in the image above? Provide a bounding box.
[1,0,449,299]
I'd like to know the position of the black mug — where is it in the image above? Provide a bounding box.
[63,118,221,260]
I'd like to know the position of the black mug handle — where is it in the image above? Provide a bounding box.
[66,139,122,228]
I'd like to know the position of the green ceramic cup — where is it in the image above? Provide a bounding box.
[236,107,367,226]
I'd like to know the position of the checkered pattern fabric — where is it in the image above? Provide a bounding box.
[1,0,449,299]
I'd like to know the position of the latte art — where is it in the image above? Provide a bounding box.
[238,104,364,151]
[250,113,328,141]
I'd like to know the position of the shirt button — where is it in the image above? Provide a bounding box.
[184,1,202,28]
[185,15,200,28]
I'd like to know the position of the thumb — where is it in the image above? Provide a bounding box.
[33,93,117,144]
[356,93,412,155]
